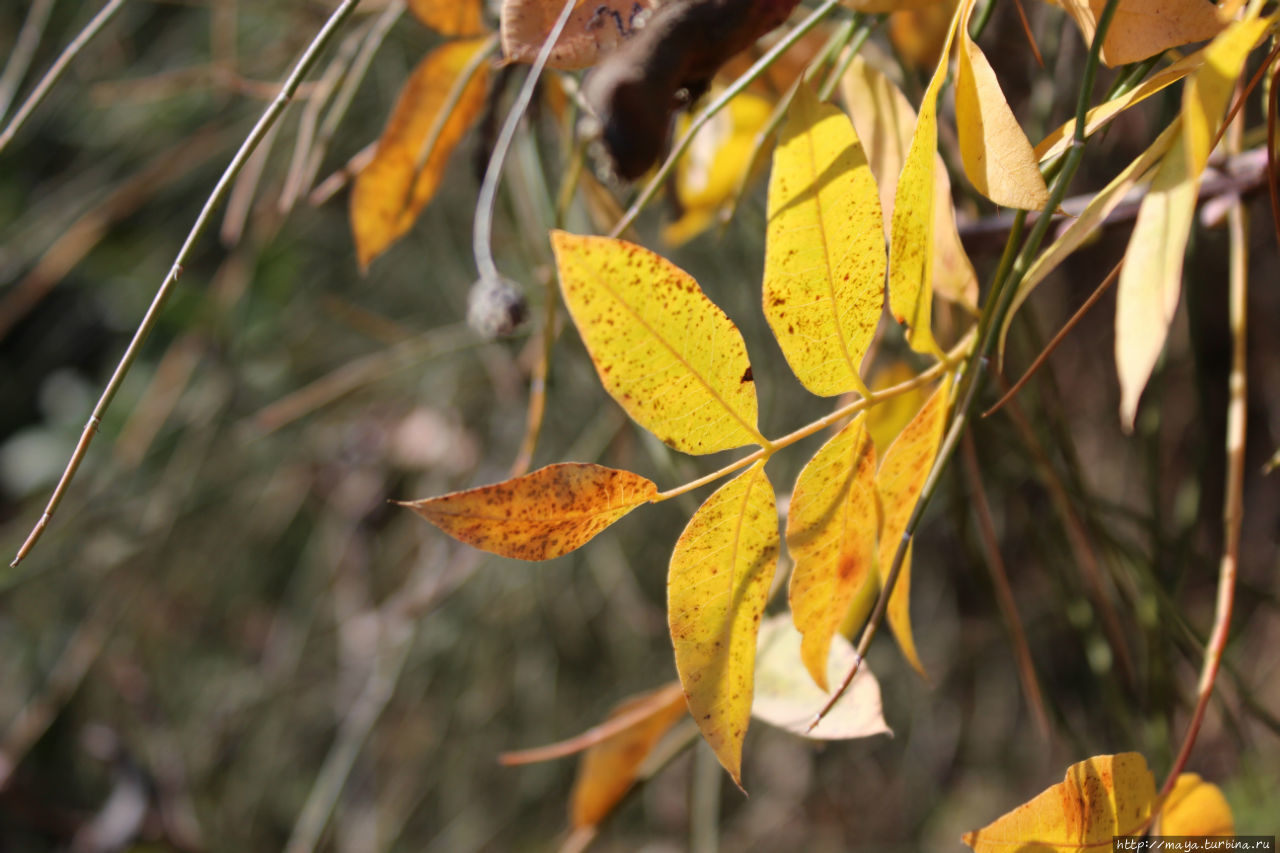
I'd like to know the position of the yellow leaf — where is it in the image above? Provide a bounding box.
[550,231,764,454]
[409,0,487,35]
[890,0,959,70]
[999,120,1180,363]
[764,84,885,397]
[403,463,656,560]
[866,360,928,454]
[841,56,978,310]
[500,0,654,70]
[1055,0,1225,67]
[351,38,491,269]
[955,0,1050,210]
[962,752,1157,851]
[786,414,878,690]
[1116,16,1269,428]
[888,0,967,354]
[876,380,950,676]
[664,89,774,246]
[751,614,891,740]
[569,683,689,827]
[1155,773,1234,836]
[669,462,779,787]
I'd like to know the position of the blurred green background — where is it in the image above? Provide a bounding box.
[1,1,1278,851]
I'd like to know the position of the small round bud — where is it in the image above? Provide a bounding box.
[467,275,528,339]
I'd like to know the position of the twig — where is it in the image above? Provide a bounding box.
[9,0,368,568]
[0,0,56,121]
[308,141,376,205]
[0,0,128,155]
[509,280,559,477]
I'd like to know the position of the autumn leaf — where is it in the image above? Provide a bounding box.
[1155,773,1234,836]
[764,83,884,398]
[889,0,966,354]
[669,462,778,787]
[403,463,656,560]
[890,0,958,70]
[876,379,950,677]
[1115,15,1270,428]
[664,89,774,246]
[351,37,492,269]
[550,231,765,454]
[841,55,977,309]
[962,752,1156,851]
[955,0,1049,210]
[787,414,878,690]
[409,0,487,36]
[1053,0,1225,67]
[866,360,929,454]
[500,0,654,70]
[751,615,891,740]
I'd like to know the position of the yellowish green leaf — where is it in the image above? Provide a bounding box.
[955,0,1049,209]
[889,1,966,354]
[664,89,773,246]
[409,0,487,35]
[550,231,764,454]
[1155,773,1234,836]
[1054,0,1225,67]
[751,615,891,740]
[962,752,1157,851]
[500,0,654,70]
[786,414,878,690]
[764,83,885,397]
[669,462,779,787]
[569,682,688,828]
[403,463,656,560]
[1116,16,1269,428]
[876,380,950,676]
[351,38,492,270]
[841,55,977,310]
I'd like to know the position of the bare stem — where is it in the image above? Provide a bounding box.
[10,0,368,568]
[0,0,56,121]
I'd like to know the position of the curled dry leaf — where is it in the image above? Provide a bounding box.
[962,752,1156,851]
[550,230,763,454]
[351,37,492,269]
[764,83,884,398]
[500,0,654,70]
[752,614,890,740]
[409,0,487,36]
[403,463,656,560]
[669,462,778,787]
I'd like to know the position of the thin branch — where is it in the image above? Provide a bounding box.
[0,0,56,121]
[0,0,128,155]
[10,0,368,568]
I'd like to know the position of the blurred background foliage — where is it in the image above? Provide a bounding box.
[0,1,1278,851]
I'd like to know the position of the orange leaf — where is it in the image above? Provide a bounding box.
[351,37,492,270]
[500,0,655,70]
[962,752,1156,851]
[787,414,878,690]
[876,380,950,677]
[402,463,656,560]
[568,683,688,827]
[1156,773,1234,836]
[409,0,487,35]
[669,462,778,787]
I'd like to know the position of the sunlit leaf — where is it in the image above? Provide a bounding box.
[764,84,884,397]
[962,752,1156,851]
[876,380,950,676]
[550,231,764,454]
[669,462,779,787]
[409,0,487,35]
[664,89,773,246]
[888,1,966,354]
[841,55,977,309]
[403,463,656,560]
[569,683,688,828]
[1155,773,1234,836]
[500,0,654,69]
[1053,0,1225,67]
[1115,16,1269,428]
[787,414,878,689]
[752,615,891,740]
[351,38,492,270]
[955,0,1049,210]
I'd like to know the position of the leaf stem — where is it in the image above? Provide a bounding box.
[9,0,368,568]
